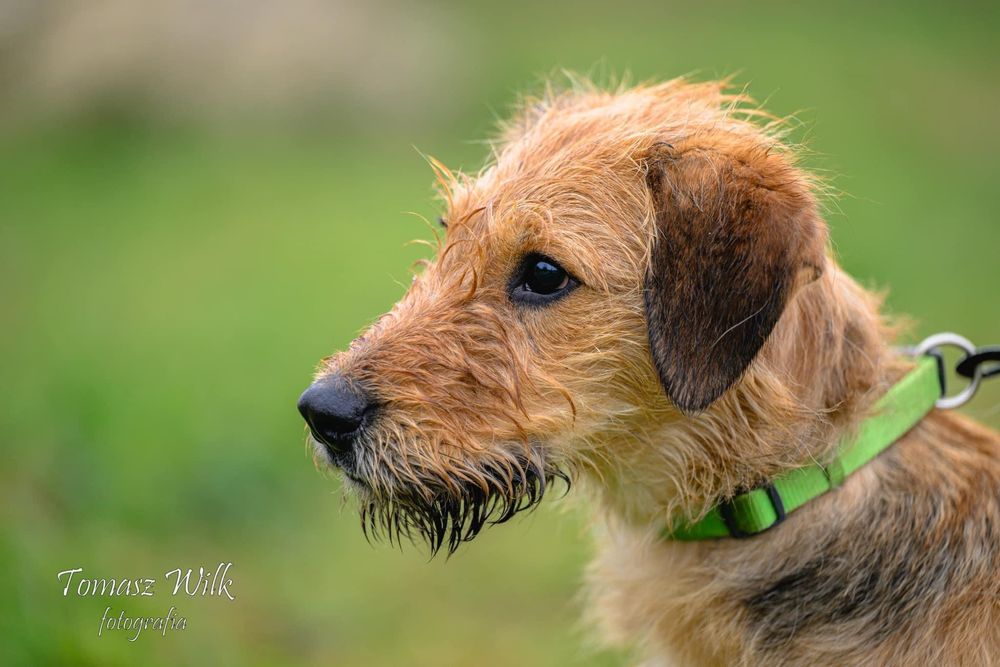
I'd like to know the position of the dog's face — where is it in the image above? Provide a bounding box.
[298,80,827,552]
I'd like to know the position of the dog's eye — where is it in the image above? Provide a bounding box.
[511,254,578,305]
[525,260,568,293]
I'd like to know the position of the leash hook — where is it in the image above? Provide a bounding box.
[956,346,1000,381]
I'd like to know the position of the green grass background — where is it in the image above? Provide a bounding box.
[2,2,998,665]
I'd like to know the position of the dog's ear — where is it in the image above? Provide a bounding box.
[643,133,827,413]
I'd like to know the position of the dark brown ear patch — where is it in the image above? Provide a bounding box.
[644,134,826,413]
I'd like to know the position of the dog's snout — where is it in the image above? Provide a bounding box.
[297,375,373,454]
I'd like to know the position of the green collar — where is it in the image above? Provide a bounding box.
[664,356,941,540]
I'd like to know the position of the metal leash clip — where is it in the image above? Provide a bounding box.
[905,333,997,410]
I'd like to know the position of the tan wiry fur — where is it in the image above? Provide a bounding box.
[306,77,1000,665]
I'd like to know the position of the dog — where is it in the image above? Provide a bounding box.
[297,78,1000,666]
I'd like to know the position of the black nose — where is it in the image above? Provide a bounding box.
[297,375,373,454]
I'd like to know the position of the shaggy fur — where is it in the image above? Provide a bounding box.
[303,77,1000,666]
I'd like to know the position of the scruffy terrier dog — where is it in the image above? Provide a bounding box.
[298,78,1000,666]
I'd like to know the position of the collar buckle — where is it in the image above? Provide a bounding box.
[719,484,786,538]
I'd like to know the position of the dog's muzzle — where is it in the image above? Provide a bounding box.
[297,374,375,463]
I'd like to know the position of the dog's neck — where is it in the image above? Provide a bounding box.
[592,263,907,529]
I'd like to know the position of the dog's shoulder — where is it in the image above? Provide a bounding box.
[741,410,1000,663]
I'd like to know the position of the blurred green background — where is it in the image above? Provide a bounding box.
[2,1,998,665]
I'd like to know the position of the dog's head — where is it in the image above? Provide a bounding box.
[298,79,829,552]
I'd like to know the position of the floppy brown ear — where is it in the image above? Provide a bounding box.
[644,133,827,413]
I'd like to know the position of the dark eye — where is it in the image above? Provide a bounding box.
[511,254,579,305]
[524,259,568,293]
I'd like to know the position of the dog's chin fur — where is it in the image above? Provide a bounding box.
[357,468,568,556]
[316,439,569,555]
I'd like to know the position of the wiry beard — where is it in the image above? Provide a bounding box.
[354,455,569,555]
